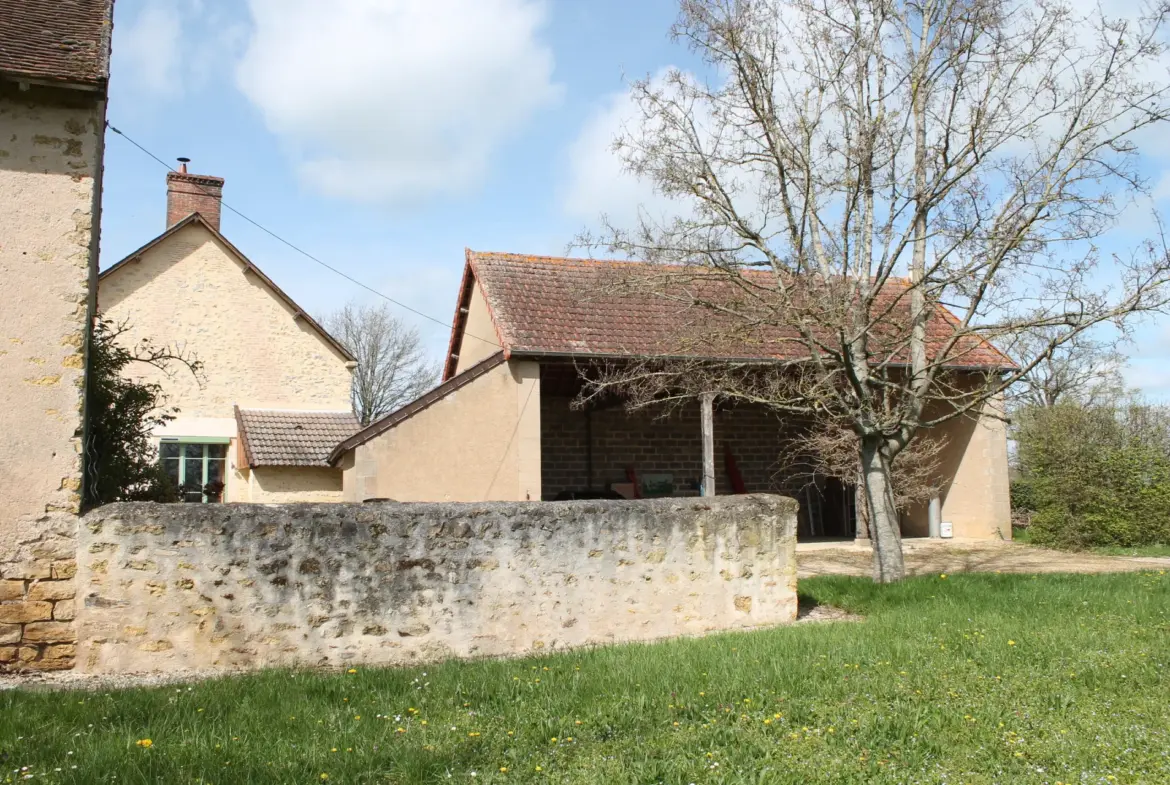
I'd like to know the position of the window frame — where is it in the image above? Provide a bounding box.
[158,437,231,503]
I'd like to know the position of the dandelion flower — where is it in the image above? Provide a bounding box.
[1008,640,1016,646]
[347,668,357,674]
[499,767,508,773]
[135,739,153,749]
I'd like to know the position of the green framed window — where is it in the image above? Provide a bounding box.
[159,440,228,503]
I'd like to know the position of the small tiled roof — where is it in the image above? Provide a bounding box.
[0,0,113,88]
[236,408,360,468]
[444,250,1015,379]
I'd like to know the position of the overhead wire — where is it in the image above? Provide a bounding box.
[105,122,501,350]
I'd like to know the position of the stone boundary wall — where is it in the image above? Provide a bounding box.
[0,516,79,672]
[75,496,797,673]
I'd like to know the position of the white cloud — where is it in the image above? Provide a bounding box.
[236,0,560,205]
[115,4,182,94]
[112,1,247,100]
[563,68,778,244]
[563,82,663,224]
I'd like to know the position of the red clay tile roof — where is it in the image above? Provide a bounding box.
[444,250,1014,379]
[0,0,113,87]
[236,408,360,468]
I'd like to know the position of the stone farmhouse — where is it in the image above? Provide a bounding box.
[0,0,113,671]
[98,169,360,503]
[331,251,1013,541]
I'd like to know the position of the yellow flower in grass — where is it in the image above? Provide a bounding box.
[135,739,153,749]
[499,767,508,773]
[1008,640,1016,646]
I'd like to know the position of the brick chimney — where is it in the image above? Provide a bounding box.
[166,158,225,231]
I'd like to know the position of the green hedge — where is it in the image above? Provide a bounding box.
[1013,402,1170,549]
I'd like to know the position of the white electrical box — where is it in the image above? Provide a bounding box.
[940,521,954,538]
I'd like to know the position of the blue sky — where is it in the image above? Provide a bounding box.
[101,0,699,358]
[98,0,1170,397]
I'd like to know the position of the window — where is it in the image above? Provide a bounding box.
[160,442,227,503]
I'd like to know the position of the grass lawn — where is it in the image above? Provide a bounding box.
[1091,544,1170,559]
[2,572,1168,785]
[1012,527,1170,558]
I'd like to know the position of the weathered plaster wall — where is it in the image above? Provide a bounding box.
[453,284,500,375]
[924,397,1011,539]
[346,359,541,502]
[246,467,344,503]
[0,90,104,671]
[98,222,353,416]
[75,495,798,673]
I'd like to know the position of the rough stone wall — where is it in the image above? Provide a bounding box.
[0,89,104,672]
[98,222,353,417]
[76,495,797,673]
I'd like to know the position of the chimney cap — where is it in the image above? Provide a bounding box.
[176,156,190,174]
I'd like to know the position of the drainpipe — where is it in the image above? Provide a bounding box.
[928,495,942,538]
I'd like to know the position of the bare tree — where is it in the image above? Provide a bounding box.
[1009,328,1128,409]
[323,302,440,426]
[576,0,1170,581]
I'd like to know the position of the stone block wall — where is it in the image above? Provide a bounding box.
[76,496,797,673]
[0,518,79,671]
[0,87,105,673]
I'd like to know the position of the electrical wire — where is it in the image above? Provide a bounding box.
[106,122,501,349]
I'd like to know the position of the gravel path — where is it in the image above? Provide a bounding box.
[797,539,1170,578]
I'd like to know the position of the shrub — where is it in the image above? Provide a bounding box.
[1014,402,1170,549]
[83,318,198,507]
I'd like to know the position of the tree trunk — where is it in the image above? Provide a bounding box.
[853,474,870,541]
[860,437,905,583]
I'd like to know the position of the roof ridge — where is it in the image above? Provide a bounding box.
[469,249,654,267]
[238,407,356,414]
[99,214,357,364]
